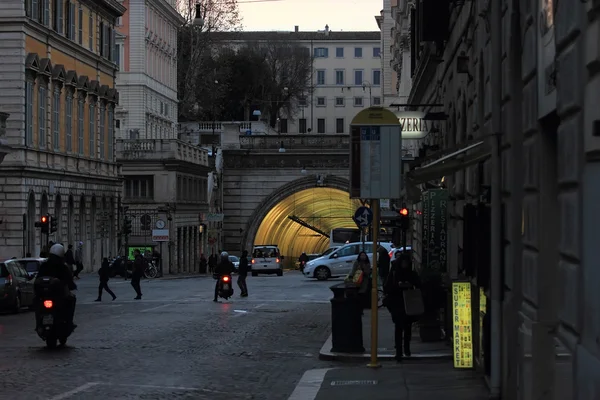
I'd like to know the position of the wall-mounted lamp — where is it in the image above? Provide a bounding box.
[457,55,474,82]
[278,141,286,153]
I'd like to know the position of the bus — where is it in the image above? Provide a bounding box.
[329,228,362,248]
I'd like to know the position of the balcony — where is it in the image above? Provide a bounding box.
[116,139,209,166]
[238,134,349,152]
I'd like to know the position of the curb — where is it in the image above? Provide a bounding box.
[318,334,453,362]
[287,368,333,400]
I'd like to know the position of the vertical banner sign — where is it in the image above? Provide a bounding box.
[452,281,473,368]
[421,191,429,268]
[349,107,402,199]
[422,189,448,272]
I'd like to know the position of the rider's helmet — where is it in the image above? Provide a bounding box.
[220,251,229,258]
[49,243,65,258]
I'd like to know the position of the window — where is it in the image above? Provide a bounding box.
[337,245,359,257]
[335,97,345,106]
[373,69,381,85]
[38,85,46,149]
[372,97,381,105]
[316,70,325,85]
[299,97,307,107]
[65,93,73,152]
[41,0,49,25]
[89,12,94,51]
[115,43,122,69]
[66,1,76,40]
[100,22,111,58]
[336,118,344,133]
[317,118,325,134]
[316,97,326,106]
[52,87,60,150]
[299,118,307,134]
[88,102,95,158]
[99,105,105,159]
[335,47,344,57]
[335,70,344,85]
[108,107,113,160]
[77,98,84,154]
[117,16,123,26]
[53,0,63,34]
[25,81,34,146]
[78,6,83,44]
[354,47,362,58]
[314,47,328,58]
[354,97,364,107]
[124,176,154,199]
[373,47,381,57]
[279,118,288,134]
[354,70,363,85]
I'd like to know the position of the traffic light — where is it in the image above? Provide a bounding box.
[399,207,409,231]
[34,215,50,234]
[123,216,132,235]
[50,215,58,233]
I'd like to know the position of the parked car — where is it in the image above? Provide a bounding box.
[0,260,35,313]
[303,242,394,281]
[10,257,47,278]
[229,255,240,271]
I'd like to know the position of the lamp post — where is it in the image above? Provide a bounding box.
[362,81,373,107]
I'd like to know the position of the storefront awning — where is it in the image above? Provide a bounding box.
[407,140,490,185]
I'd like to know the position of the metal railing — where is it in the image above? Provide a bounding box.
[239,134,350,150]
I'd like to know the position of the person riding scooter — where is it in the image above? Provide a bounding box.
[35,244,77,329]
[213,251,236,302]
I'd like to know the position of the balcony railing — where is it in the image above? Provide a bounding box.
[239,134,350,151]
[116,139,209,166]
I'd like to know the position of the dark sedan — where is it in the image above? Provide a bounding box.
[0,260,36,313]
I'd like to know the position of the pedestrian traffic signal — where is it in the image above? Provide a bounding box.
[35,215,50,233]
[123,216,132,235]
[50,215,58,233]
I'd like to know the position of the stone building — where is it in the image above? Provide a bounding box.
[388,0,600,398]
[0,0,125,269]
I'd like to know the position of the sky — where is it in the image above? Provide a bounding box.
[237,0,382,32]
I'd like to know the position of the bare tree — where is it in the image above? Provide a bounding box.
[177,0,241,120]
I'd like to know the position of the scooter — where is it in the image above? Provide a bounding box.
[218,275,234,300]
[34,277,75,348]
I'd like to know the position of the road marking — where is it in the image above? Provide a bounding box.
[141,304,172,312]
[254,303,267,309]
[108,383,199,391]
[48,382,100,400]
[287,369,332,400]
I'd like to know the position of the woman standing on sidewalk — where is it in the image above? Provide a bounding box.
[383,252,420,361]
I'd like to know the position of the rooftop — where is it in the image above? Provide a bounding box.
[211,31,381,42]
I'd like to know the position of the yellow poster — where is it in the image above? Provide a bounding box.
[452,281,473,368]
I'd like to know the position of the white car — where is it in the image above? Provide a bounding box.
[389,246,412,263]
[251,245,283,276]
[228,255,240,271]
[303,242,394,281]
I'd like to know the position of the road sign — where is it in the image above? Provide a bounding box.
[155,219,166,229]
[349,107,403,199]
[151,229,169,242]
[353,206,373,228]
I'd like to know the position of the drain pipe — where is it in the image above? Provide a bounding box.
[489,0,503,398]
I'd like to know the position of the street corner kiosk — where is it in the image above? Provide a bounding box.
[349,107,403,200]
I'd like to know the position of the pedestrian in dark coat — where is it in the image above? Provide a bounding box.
[131,250,144,299]
[95,258,116,301]
[237,250,249,297]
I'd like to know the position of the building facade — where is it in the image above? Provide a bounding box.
[115,0,182,140]
[0,0,124,268]
[388,0,600,399]
[215,27,382,135]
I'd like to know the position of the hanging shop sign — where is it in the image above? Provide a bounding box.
[421,189,448,271]
[349,107,403,199]
[452,281,474,369]
[151,229,169,242]
[199,212,224,223]
[394,111,430,139]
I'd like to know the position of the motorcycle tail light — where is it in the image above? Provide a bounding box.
[222,276,230,282]
[43,300,53,309]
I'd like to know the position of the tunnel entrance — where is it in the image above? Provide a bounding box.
[253,187,361,268]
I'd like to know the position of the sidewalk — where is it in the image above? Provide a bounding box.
[288,363,488,400]
[319,309,452,361]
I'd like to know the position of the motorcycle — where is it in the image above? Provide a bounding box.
[34,277,75,348]
[218,274,234,300]
[298,261,306,272]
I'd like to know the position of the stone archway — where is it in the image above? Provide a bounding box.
[242,175,350,252]
[54,193,62,244]
[26,191,36,256]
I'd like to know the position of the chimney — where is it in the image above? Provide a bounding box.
[325,24,330,35]
[295,25,299,32]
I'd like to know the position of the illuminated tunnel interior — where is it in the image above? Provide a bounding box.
[254,187,361,267]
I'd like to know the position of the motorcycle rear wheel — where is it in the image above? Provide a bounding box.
[46,337,57,349]
[59,337,68,346]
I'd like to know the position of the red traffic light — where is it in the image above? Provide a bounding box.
[41,216,48,223]
[399,208,409,216]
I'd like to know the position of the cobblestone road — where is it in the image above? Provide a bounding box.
[0,271,342,400]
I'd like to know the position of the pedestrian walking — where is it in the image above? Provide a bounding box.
[378,246,391,283]
[208,252,217,274]
[74,241,84,279]
[65,244,75,275]
[383,252,421,361]
[131,249,144,299]
[199,253,208,273]
[237,250,249,297]
[95,258,116,302]
[345,251,372,308]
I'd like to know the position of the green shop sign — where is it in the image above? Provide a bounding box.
[421,189,448,272]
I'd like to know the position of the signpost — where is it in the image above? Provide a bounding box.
[151,229,169,242]
[452,281,474,368]
[349,107,402,369]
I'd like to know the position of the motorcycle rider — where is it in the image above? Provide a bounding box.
[298,252,309,271]
[35,243,77,330]
[213,251,236,302]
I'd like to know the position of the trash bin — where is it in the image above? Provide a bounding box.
[329,282,364,353]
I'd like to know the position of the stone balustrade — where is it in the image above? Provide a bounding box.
[116,138,209,166]
[238,134,350,151]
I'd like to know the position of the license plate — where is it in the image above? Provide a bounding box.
[42,315,53,325]
[223,284,229,290]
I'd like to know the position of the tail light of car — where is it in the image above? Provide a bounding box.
[251,259,255,264]
[276,258,280,263]
[388,250,394,259]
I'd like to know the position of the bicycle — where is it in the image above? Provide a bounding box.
[144,261,158,279]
